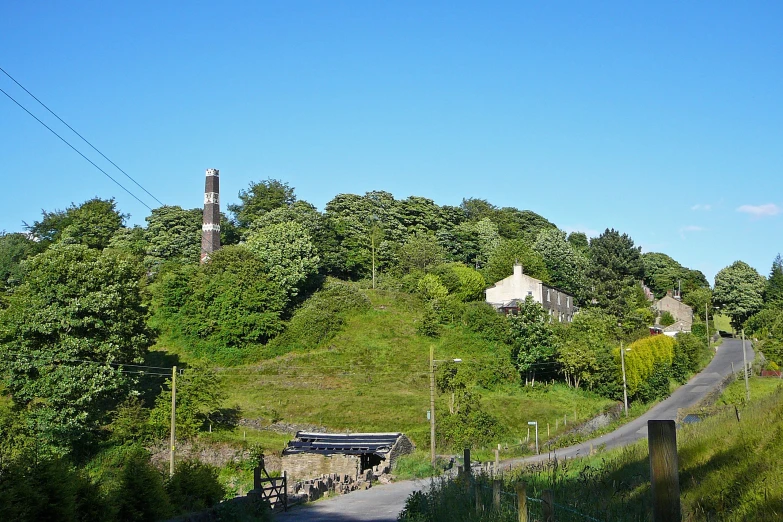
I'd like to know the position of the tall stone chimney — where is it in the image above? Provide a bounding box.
[201,168,220,263]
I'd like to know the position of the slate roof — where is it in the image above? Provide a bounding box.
[282,432,403,457]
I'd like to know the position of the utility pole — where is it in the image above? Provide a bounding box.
[742,329,750,402]
[620,342,628,416]
[429,345,436,466]
[706,303,710,350]
[170,365,177,476]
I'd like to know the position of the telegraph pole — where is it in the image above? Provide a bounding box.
[170,365,177,476]
[620,342,629,416]
[429,345,436,466]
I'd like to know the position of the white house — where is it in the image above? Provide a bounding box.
[485,264,575,322]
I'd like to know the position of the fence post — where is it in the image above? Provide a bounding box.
[494,449,499,477]
[493,479,501,510]
[464,448,471,479]
[283,471,288,512]
[475,480,482,513]
[648,420,681,522]
[517,482,527,522]
[542,489,554,521]
[253,465,261,491]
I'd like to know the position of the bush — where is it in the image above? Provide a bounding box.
[620,335,676,397]
[269,281,371,352]
[430,295,466,325]
[416,305,440,338]
[438,408,501,450]
[660,311,676,327]
[675,332,707,374]
[166,460,226,514]
[635,362,672,402]
[462,302,510,343]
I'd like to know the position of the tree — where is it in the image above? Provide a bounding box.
[144,206,202,271]
[397,233,445,274]
[0,244,151,452]
[508,296,558,385]
[533,228,590,304]
[244,221,320,298]
[683,287,713,319]
[766,254,783,308]
[588,229,644,318]
[482,239,549,285]
[25,198,126,250]
[642,252,709,298]
[432,263,486,302]
[567,232,589,251]
[0,232,38,291]
[713,260,766,331]
[555,309,615,389]
[228,179,296,229]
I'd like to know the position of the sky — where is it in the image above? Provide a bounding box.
[1,1,781,283]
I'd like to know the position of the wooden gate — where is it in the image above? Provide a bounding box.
[253,465,288,512]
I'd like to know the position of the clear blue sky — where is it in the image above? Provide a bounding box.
[2,1,781,283]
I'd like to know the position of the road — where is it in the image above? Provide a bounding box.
[274,338,751,521]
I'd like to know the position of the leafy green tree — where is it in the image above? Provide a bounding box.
[25,198,126,250]
[533,228,590,304]
[508,296,558,384]
[0,244,151,452]
[432,263,486,302]
[417,274,449,301]
[493,208,557,243]
[713,260,766,331]
[144,206,202,271]
[482,239,549,284]
[683,287,713,319]
[765,254,783,307]
[107,225,147,260]
[459,198,495,221]
[588,228,644,318]
[150,363,226,439]
[0,232,38,291]
[555,309,616,389]
[397,233,445,274]
[244,221,320,298]
[642,252,709,299]
[567,232,589,251]
[660,311,676,327]
[228,179,296,229]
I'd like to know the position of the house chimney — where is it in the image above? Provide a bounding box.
[513,263,523,276]
[201,168,220,263]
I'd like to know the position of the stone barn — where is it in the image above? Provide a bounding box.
[281,432,414,482]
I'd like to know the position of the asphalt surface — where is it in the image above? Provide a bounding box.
[273,338,752,521]
[504,337,752,466]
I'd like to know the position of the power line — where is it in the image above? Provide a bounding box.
[0,86,153,211]
[0,66,164,207]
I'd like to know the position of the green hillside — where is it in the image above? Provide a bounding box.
[158,287,615,454]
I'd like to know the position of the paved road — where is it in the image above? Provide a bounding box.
[274,479,429,522]
[504,338,752,466]
[273,338,752,520]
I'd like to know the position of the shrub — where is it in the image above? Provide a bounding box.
[431,295,466,325]
[675,332,707,374]
[270,281,371,352]
[417,305,441,338]
[417,273,448,300]
[462,302,510,343]
[166,460,226,514]
[660,311,676,327]
[636,362,672,402]
[619,335,676,397]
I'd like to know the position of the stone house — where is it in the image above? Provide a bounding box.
[653,293,693,333]
[281,432,414,482]
[485,263,576,322]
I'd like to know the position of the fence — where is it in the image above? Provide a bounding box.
[252,465,287,512]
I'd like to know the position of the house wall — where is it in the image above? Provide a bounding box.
[654,296,693,327]
[542,285,575,322]
[281,453,361,483]
[485,264,543,305]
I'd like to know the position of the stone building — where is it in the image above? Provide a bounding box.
[653,293,693,333]
[485,263,576,322]
[281,432,414,482]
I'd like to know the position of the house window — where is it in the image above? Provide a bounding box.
[567,297,570,309]
[557,293,561,305]
[546,289,550,302]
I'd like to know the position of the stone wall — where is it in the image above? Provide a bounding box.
[281,453,360,483]
[388,434,415,469]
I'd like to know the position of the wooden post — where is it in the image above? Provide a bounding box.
[516,482,528,522]
[464,448,471,480]
[169,365,176,477]
[542,489,554,521]
[494,449,499,477]
[493,479,501,510]
[253,465,261,491]
[648,420,681,522]
[547,423,550,437]
[283,471,288,511]
[475,480,482,513]
[430,345,436,465]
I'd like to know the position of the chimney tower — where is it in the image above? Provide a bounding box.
[201,168,220,263]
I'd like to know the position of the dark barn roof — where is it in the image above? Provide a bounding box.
[282,432,403,457]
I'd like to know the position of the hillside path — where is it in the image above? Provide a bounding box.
[273,338,751,520]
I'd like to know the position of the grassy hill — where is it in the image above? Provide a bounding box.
[154,287,614,455]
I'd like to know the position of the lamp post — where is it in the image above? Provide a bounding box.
[620,343,631,416]
[429,346,462,465]
[527,421,539,454]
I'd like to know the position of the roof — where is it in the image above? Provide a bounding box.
[282,432,404,457]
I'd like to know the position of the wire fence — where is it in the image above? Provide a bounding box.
[475,479,601,522]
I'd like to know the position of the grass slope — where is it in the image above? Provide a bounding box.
[155,289,614,454]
